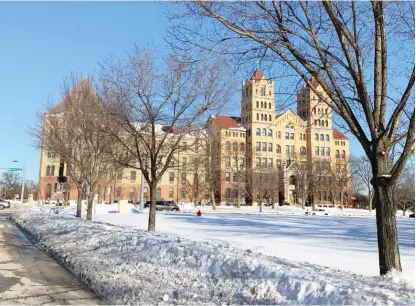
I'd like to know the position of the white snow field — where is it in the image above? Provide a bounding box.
[11,212,415,305]
[92,205,415,285]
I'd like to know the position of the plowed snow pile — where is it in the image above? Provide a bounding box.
[11,212,415,305]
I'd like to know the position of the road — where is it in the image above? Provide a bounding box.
[0,212,102,305]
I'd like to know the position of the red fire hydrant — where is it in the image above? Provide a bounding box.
[197,210,202,217]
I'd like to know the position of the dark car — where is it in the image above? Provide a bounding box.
[144,201,180,212]
[409,213,415,218]
[0,200,11,210]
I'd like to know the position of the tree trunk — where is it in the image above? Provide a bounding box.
[76,187,82,218]
[86,193,94,221]
[237,185,241,208]
[210,189,216,210]
[374,177,402,275]
[148,183,157,232]
[369,190,373,211]
[259,201,263,213]
[402,208,406,216]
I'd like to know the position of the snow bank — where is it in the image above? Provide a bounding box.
[11,212,414,305]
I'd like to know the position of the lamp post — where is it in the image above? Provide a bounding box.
[13,161,25,203]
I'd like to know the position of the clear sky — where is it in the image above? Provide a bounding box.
[0,2,364,183]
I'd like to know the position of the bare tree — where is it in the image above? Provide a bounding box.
[308,158,331,210]
[351,155,374,211]
[98,47,235,231]
[0,172,21,199]
[332,158,352,209]
[243,168,279,212]
[30,75,119,220]
[225,141,246,208]
[290,154,308,209]
[170,1,415,275]
[394,166,415,216]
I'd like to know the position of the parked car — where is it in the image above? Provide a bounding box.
[312,208,329,216]
[409,213,415,218]
[144,201,180,212]
[0,199,11,210]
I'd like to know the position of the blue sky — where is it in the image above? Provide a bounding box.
[0,2,364,182]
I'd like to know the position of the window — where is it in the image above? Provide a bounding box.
[130,171,136,182]
[290,133,294,140]
[299,133,303,140]
[290,145,294,155]
[300,147,306,155]
[169,188,174,198]
[233,132,236,137]
[269,103,271,109]
[303,134,306,140]
[232,142,238,152]
[261,114,264,120]
[285,132,289,139]
[268,129,272,136]
[325,147,330,156]
[323,191,327,201]
[255,142,260,152]
[315,146,319,155]
[336,150,340,158]
[261,86,266,96]
[269,114,272,121]
[182,142,187,150]
[256,128,261,136]
[326,121,328,127]
[320,134,324,141]
[225,188,231,199]
[286,145,290,155]
[181,189,186,201]
[341,150,346,159]
[278,131,281,139]
[116,187,122,199]
[169,172,174,184]
[47,152,52,158]
[268,142,272,152]
[277,159,282,169]
[315,133,319,141]
[240,142,245,151]
[129,187,135,202]
[325,134,329,141]
[232,172,238,182]
[239,157,245,168]
[181,173,187,183]
[262,128,266,136]
[225,172,230,182]
[276,144,281,154]
[268,158,273,168]
[232,157,237,167]
[182,157,187,167]
[319,147,324,156]
[51,166,55,176]
[226,157,231,166]
[261,102,264,108]
[262,142,267,151]
[262,158,267,168]
[257,113,259,120]
[256,157,261,168]
[46,166,51,176]
[205,188,209,200]
[256,101,259,108]
[116,171,122,181]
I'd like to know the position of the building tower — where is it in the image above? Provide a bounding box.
[240,69,275,169]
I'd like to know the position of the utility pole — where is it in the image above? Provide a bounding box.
[20,165,25,203]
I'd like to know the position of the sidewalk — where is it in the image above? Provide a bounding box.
[0,217,102,305]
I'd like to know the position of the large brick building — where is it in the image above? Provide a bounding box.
[38,70,350,206]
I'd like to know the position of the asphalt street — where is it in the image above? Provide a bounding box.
[0,212,102,305]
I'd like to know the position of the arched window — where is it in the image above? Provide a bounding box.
[326,120,328,127]
[315,133,319,141]
[169,188,174,198]
[314,120,317,126]
[325,134,329,141]
[116,187,122,199]
[46,166,51,176]
[156,187,162,200]
[204,188,209,200]
[268,129,272,136]
[225,188,231,199]
[181,189,186,201]
[278,131,281,139]
[239,142,245,151]
[276,144,281,153]
[262,129,266,136]
[269,103,271,109]
[257,113,259,120]
[261,114,264,120]
[321,120,325,126]
[129,187,135,202]
[232,142,238,152]
[336,150,340,158]
[256,101,259,108]
[318,109,321,114]
[341,150,346,159]
[233,189,238,199]
[317,191,321,201]
[300,146,306,155]
[144,187,148,200]
[225,141,231,150]
[269,114,272,121]
[256,128,261,136]
[323,191,327,201]
[320,134,324,141]
[51,166,55,176]
[45,184,52,199]
[260,102,263,108]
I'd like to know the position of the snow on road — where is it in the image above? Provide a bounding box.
[93,208,415,284]
[11,212,415,305]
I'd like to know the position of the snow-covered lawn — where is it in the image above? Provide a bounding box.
[11,212,415,305]
[92,206,415,285]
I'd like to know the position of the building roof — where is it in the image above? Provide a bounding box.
[211,115,245,130]
[333,129,348,140]
[252,69,264,81]
[50,78,94,114]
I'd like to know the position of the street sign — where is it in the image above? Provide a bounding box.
[8,168,21,172]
